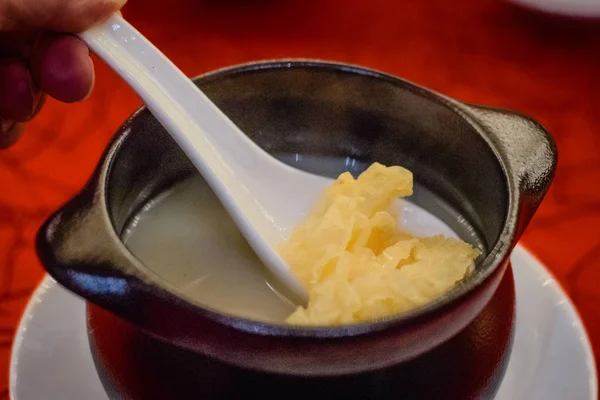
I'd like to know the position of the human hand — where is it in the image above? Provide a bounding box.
[0,0,126,148]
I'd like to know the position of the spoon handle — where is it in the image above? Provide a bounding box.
[79,15,309,303]
[79,14,268,182]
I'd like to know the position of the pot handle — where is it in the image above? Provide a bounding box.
[36,176,152,322]
[463,104,557,236]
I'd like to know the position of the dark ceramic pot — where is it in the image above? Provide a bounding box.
[87,266,515,399]
[36,61,556,381]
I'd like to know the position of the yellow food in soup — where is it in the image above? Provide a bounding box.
[280,163,480,326]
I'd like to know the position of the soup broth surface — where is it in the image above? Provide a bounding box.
[123,155,484,323]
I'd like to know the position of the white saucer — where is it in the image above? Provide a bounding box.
[9,245,597,400]
[510,0,600,18]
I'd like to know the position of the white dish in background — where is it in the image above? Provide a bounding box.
[9,245,598,400]
[511,0,600,18]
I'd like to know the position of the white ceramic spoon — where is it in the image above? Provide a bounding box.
[78,14,329,304]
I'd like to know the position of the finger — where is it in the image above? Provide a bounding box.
[0,0,127,32]
[30,33,94,103]
[29,93,46,119]
[0,57,42,121]
[0,121,24,149]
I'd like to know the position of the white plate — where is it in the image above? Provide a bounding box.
[9,245,597,400]
[510,0,600,18]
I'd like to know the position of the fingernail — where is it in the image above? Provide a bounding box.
[2,119,17,133]
[28,94,47,120]
[24,91,43,121]
[0,121,24,149]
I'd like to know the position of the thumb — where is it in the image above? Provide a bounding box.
[0,0,127,32]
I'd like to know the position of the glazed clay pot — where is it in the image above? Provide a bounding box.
[88,267,516,399]
[36,61,556,383]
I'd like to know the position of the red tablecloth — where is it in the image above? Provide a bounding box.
[1,0,599,396]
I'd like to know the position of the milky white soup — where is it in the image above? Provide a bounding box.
[123,155,483,324]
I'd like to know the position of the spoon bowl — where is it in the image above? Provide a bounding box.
[79,14,312,303]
